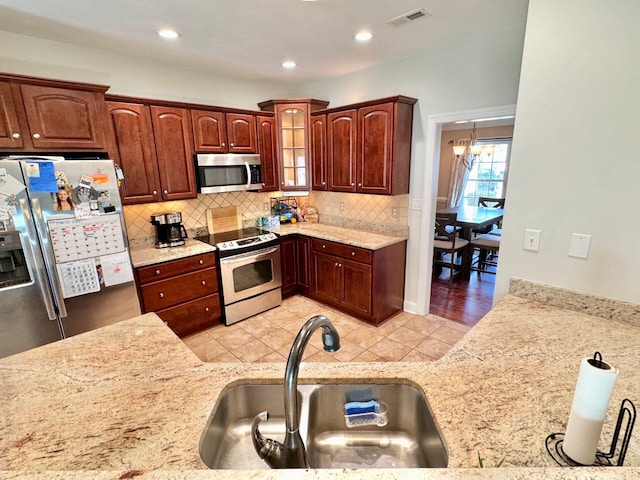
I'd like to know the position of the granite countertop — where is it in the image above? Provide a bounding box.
[1,295,639,479]
[129,223,407,268]
[263,222,407,250]
[129,238,217,268]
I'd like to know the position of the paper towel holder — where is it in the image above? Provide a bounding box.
[545,398,636,467]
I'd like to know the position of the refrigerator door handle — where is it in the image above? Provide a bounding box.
[30,197,68,319]
[18,198,58,321]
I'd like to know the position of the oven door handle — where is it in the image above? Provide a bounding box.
[220,246,279,264]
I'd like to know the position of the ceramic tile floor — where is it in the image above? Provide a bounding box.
[182,295,472,363]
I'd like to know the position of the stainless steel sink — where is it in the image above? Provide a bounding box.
[199,382,447,469]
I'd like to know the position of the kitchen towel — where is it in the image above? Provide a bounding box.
[563,354,619,465]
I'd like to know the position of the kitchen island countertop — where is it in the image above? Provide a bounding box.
[1,293,639,479]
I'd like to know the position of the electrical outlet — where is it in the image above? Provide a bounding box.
[263,202,269,212]
[392,207,398,218]
[339,202,344,212]
[523,229,541,251]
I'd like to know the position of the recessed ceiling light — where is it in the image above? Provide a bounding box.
[158,28,180,39]
[282,61,297,69]
[355,31,373,42]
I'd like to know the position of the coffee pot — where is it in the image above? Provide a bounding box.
[150,212,188,248]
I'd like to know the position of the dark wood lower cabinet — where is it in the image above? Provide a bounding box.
[307,237,406,326]
[134,253,222,337]
[280,235,311,299]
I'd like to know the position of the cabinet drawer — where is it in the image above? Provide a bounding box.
[140,267,219,312]
[311,239,372,264]
[156,293,222,337]
[137,254,216,283]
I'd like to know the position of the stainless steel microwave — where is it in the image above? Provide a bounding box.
[195,154,263,194]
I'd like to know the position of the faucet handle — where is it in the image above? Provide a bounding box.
[251,411,284,466]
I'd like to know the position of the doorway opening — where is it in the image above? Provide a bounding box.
[413,105,516,323]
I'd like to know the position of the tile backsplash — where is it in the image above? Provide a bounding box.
[123,191,409,242]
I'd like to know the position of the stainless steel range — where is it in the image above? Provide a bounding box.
[197,228,282,325]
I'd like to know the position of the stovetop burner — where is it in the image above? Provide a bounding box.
[196,227,278,257]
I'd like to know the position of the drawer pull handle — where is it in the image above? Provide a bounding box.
[335,262,339,267]
[201,280,206,285]
[163,189,168,194]
[205,307,210,312]
[351,251,356,256]
[338,263,342,268]
[322,244,326,249]
[199,259,204,264]
[155,269,161,275]
[12,133,20,139]
[33,133,41,139]
[159,292,164,298]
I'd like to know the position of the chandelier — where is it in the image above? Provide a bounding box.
[452,122,494,169]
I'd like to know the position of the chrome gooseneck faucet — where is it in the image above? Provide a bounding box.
[251,315,340,469]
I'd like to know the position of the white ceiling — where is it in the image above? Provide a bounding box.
[0,0,529,85]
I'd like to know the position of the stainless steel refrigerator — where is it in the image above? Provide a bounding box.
[0,156,140,358]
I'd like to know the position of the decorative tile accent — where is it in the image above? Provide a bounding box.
[123,191,410,241]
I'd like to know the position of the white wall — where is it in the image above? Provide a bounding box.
[494,0,640,305]
[0,31,291,109]
[297,26,525,312]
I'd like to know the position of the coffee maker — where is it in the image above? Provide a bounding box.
[150,212,188,248]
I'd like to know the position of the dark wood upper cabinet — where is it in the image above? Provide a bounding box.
[0,81,24,149]
[257,114,279,191]
[106,101,160,204]
[191,109,257,153]
[150,106,197,201]
[226,113,257,153]
[310,114,327,191]
[19,84,106,150]
[327,109,357,192]
[317,96,416,195]
[0,73,109,152]
[259,99,329,191]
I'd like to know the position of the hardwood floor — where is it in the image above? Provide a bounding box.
[429,268,496,327]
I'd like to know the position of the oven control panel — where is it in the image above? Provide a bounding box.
[216,232,278,252]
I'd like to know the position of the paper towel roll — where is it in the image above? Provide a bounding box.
[563,355,618,465]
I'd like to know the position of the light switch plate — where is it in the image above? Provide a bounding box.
[410,198,423,211]
[569,233,591,259]
[523,229,541,251]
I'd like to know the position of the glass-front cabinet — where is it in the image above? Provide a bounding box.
[258,99,329,191]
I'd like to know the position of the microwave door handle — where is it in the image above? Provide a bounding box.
[31,197,68,318]
[245,162,251,189]
[18,198,57,321]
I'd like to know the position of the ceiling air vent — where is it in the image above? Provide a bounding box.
[387,8,431,27]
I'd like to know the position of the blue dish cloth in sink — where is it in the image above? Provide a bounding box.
[344,400,380,415]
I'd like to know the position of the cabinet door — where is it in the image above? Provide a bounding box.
[191,109,227,153]
[226,113,257,153]
[340,258,372,317]
[327,109,357,192]
[150,106,197,201]
[311,252,341,304]
[280,236,298,298]
[0,81,24,149]
[358,102,394,194]
[257,115,279,191]
[277,103,310,191]
[107,102,161,204]
[19,84,105,149]
[296,236,311,292]
[310,114,327,190]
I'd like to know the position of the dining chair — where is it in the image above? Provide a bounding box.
[470,233,500,274]
[473,197,505,236]
[433,212,469,287]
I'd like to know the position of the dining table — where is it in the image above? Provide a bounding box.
[436,204,505,279]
